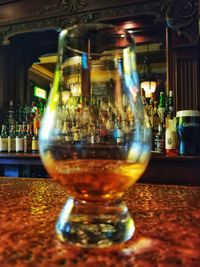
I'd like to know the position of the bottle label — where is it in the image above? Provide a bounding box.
[16,137,24,152]
[65,134,73,142]
[8,137,16,152]
[0,138,8,152]
[158,107,165,122]
[24,139,32,152]
[155,138,165,153]
[165,131,177,150]
[117,137,125,145]
[32,140,39,151]
[73,132,80,142]
[90,134,95,144]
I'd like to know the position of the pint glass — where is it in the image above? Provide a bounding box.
[176,110,200,156]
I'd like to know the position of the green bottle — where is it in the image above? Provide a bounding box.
[158,92,166,124]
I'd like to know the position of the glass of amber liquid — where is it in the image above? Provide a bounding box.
[39,23,151,248]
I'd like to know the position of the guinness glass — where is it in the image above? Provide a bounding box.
[176,110,200,156]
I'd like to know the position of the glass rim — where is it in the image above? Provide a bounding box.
[58,23,135,57]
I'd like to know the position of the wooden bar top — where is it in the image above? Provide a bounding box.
[0,177,200,266]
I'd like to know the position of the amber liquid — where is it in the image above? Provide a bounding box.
[42,147,147,201]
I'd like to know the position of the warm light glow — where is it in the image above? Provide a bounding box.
[141,81,156,93]
[71,84,81,96]
[61,91,70,103]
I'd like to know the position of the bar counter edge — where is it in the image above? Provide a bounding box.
[0,152,199,185]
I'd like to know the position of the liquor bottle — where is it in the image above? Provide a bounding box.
[62,121,73,143]
[8,125,16,153]
[146,97,154,127]
[106,115,114,138]
[99,118,108,143]
[82,99,91,125]
[32,128,39,153]
[113,118,125,145]
[30,101,37,122]
[168,90,174,119]
[16,105,23,126]
[73,122,82,144]
[38,98,46,116]
[33,108,41,135]
[23,104,31,126]
[7,100,15,130]
[152,101,161,150]
[24,124,32,153]
[16,125,24,153]
[86,119,96,144]
[165,118,178,156]
[0,125,8,152]
[154,123,165,153]
[158,92,166,125]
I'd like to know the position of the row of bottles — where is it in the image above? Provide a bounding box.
[144,90,178,156]
[0,90,178,155]
[0,124,39,153]
[5,100,45,135]
[0,100,45,153]
[50,95,135,146]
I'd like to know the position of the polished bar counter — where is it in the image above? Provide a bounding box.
[0,177,200,266]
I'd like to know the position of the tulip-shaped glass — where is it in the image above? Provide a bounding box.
[39,23,151,248]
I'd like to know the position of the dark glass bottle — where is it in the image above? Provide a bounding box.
[8,125,16,153]
[32,128,39,153]
[24,124,32,153]
[62,121,73,143]
[152,102,161,150]
[158,92,166,124]
[0,125,8,152]
[154,123,165,153]
[168,90,174,119]
[16,124,24,153]
[7,100,15,130]
[31,129,39,153]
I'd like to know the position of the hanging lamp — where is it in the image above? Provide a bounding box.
[140,56,156,97]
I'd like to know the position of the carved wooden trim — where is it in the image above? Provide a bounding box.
[0,0,199,44]
[0,1,166,45]
[165,0,198,43]
[36,0,88,16]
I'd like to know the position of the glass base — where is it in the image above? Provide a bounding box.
[56,197,135,248]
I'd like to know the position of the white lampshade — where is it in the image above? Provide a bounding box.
[141,81,156,93]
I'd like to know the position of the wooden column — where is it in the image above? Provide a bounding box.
[167,28,200,112]
[174,43,200,111]
[165,0,200,112]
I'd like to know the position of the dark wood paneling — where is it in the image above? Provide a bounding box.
[174,44,200,111]
[140,154,200,185]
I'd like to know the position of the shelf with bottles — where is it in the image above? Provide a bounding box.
[142,89,178,156]
[0,89,177,156]
[0,100,44,154]
[0,94,133,154]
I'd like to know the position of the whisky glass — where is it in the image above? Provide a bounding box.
[39,23,151,248]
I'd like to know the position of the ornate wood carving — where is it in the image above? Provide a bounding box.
[0,0,199,44]
[36,0,88,16]
[165,0,198,43]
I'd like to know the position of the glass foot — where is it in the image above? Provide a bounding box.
[56,197,135,248]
